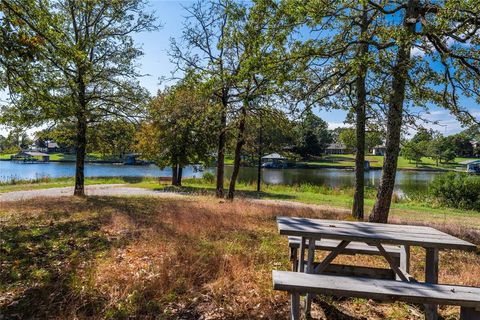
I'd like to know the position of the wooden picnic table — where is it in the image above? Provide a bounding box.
[277,216,477,320]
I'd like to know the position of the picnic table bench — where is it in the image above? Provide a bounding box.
[273,271,480,320]
[274,217,478,320]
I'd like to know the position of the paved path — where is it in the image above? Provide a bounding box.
[0,184,184,202]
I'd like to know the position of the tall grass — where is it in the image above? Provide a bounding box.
[1,197,479,319]
[0,174,53,186]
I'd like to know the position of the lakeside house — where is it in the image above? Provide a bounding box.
[372,145,387,156]
[47,142,60,153]
[324,143,350,155]
[261,153,287,168]
[460,159,480,174]
[12,151,50,163]
[261,153,287,163]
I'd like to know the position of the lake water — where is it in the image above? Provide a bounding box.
[0,161,441,194]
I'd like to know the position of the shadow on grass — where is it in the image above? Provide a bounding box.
[120,176,147,184]
[0,213,113,318]
[315,299,366,320]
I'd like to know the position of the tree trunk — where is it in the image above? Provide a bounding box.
[352,5,369,221]
[227,105,247,200]
[216,104,227,198]
[74,114,87,196]
[369,0,418,223]
[171,164,178,186]
[352,77,367,220]
[74,67,87,197]
[257,117,263,193]
[177,166,183,186]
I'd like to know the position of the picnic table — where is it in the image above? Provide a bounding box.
[276,216,478,320]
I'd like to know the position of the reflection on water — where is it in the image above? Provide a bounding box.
[0,161,440,195]
[225,166,438,195]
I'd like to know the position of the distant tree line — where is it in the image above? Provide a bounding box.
[402,128,480,167]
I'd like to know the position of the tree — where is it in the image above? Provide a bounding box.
[170,0,236,197]
[238,108,295,192]
[136,82,217,186]
[401,140,426,167]
[172,0,293,199]
[1,0,158,196]
[445,134,474,157]
[0,128,32,153]
[88,120,137,159]
[338,129,356,151]
[283,0,390,221]
[294,110,331,159]
[222,1,292,200]
[369,1,480,224]
[338,128,383,152]
[242,109,295,164]
[35,124,77,153]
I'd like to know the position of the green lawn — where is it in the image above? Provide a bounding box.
[303,154,474,170]
[0,152,122,162]
[0,176,146,193]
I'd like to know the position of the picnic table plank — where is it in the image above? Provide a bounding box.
[288,236,402,256]
[272,271,480,308]
[277,217,477,251]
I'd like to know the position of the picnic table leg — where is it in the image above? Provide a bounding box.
[291,292,300,320]
[425,247,439,320]
[298,237,306,272]
[290,247,298,272]
[396,245,410,281]
[304,237,316,317]
[400,245,410,273]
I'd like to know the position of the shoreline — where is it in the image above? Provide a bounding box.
[0,158,456,172]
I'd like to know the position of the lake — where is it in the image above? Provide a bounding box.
[0,161,440,194]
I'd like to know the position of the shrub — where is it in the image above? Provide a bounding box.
[202,171,215,183]
[429,172,480,211]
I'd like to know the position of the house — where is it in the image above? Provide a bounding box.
[123,153,148,165]
[261,153,287,163]
[465,160,480,174]
[47,142,60,153]
[372,145,387,156]
[12,151,50,163]
[324,143,350,155]
[261,153,287,169]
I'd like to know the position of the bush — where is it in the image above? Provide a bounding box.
[429,172,480,211]
[202,171,215,183]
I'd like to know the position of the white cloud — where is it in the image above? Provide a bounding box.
[410,47,425,57]
[328,122,350,130]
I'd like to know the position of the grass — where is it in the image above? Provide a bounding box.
[0,176,156,193]
[1,196,479,319]
[1,176,479,228]
[0,152,122,162]
[145,179,480,228]
[303,154,476,170]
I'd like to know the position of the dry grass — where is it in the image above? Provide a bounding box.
[0,196,479,319]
